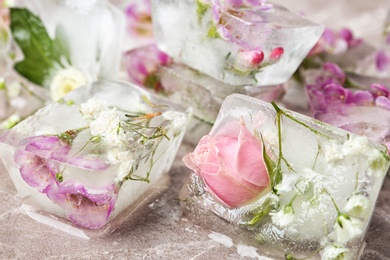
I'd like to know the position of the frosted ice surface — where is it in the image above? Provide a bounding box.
[0,81,191,233]
[181,94,390,259]
[152,0,323,86]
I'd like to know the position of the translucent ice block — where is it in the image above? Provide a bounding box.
[0,81,191,234]
[181,94,390,259]
[152,0,323,86]
[305,63,390,152]
[123,44,285,145]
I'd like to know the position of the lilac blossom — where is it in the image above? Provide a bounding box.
[375,50,390,72]
[14,136,63,192]
[305,63,390,151]
[15,132,112,228]
[308,28,362,56]
[46,181,117,229]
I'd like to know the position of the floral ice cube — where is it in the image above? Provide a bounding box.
[10,0,125,100]
[123,44,285,144]
[181,94,389,259]
[151,0,323,86]
[305,62,390,151]
[0,81,191,233]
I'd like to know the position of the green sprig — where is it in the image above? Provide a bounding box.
[10,8,70,86]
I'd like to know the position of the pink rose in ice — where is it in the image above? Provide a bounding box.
[183,120,270,208]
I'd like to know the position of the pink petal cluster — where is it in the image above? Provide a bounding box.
[125,0,153,38]
[183,120,270,208]
[308,28,362,56]
[14,135,116,229]
[234,47,283,71]
[306,62,390,150]
[123,44,171,92]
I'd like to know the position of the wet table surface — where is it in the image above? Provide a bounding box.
[2,0,390,259]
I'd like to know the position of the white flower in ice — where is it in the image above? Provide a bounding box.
[320,245,350,260]
[275,173,299,194]
[80,98,104,121]
[344,194,370,218]
[162,110,187,133]
[341,136,370,157]
[90,108,120,137]
[50,67,88,101]
[104,127,128,147]
[366,149,389,177]
[323,140,344,162]
[301,168,327,193]
[270,204,295,228]
[334,214,364,244]
[107,148,133,166]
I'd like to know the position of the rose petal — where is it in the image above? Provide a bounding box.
[234,122,269,187]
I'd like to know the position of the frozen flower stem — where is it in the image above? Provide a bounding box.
[248,103,330,226]
[269,102,329,191]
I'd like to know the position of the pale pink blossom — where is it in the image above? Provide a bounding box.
[183,120,269,208]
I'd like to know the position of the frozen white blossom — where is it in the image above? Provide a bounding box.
[275,173,299,194]
[80,98,104,121]
[107,148,132,164]
[334,214,364,244]
[344,194,370,218]
[270,204,295,228]
[301,168,327,193]
[320,245,350,260]
[104,127,128,147]
[90,108,120,136]
[162,110,187,133]
[50,67,88,101]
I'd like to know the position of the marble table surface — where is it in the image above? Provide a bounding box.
[1,142,390,260]
[2,0,390,259]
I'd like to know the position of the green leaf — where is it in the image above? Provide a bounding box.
[10,8,69,86]
[260,135,277,187]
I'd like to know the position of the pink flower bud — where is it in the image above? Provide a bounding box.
[183,120,270,208]
[235,49,264,70]
[270,47,284,61]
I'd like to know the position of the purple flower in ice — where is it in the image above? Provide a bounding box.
[46,181,117,229]
[308,27,362,56]
[15,132,113,229]
[14,136,63,192]
[306,63,390,151]
[375,50,390,72]
[125,0,153,38]
[123,44,171,92]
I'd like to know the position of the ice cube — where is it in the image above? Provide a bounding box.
[181,94,389,259]
[151,0,323,86]
[12,0,125,88]
[0,81,191,234]
[305,63,390,152]
[123,44,285,145]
